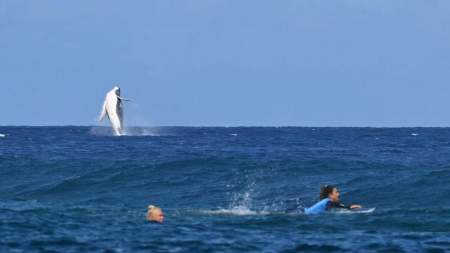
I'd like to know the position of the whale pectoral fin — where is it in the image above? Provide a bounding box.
[99,100,107,121]
[117,96,131,102]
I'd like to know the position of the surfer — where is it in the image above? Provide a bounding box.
[146,205,164,223]
[304,185,362,214]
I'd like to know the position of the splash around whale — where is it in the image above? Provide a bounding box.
[89,126,162,137]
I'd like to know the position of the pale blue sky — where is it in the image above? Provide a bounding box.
[1,1,450,126]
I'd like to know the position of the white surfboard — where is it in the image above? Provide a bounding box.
[332,207,376,214]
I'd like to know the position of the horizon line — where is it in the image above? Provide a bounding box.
[1,125,450,129]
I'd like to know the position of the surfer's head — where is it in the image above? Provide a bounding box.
[319,185,339,202]
[146,205,164,223]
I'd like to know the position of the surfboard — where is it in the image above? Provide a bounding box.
[352,207,375,213]
[331,207,375,214]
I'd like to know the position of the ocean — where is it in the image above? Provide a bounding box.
[0,126,449,252]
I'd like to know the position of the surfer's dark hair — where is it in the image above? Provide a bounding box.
[319,185,336,200]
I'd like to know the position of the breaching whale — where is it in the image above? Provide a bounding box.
[99,86,130,136]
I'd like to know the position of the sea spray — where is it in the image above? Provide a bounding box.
[123,126,161,136]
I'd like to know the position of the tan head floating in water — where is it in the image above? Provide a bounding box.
[147,205,164,223]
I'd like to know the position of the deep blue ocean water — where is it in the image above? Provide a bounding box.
[0,126,449,252]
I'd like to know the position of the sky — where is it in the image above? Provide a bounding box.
[1,0,450,126]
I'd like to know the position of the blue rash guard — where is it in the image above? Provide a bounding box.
[304,198,351,214]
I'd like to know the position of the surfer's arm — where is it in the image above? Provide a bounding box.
[327,201,350,210]
[327,201,361,210]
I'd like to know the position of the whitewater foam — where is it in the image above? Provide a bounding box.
[201,208,269,216]
[89,126,161,136]
[123,127,161,136]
